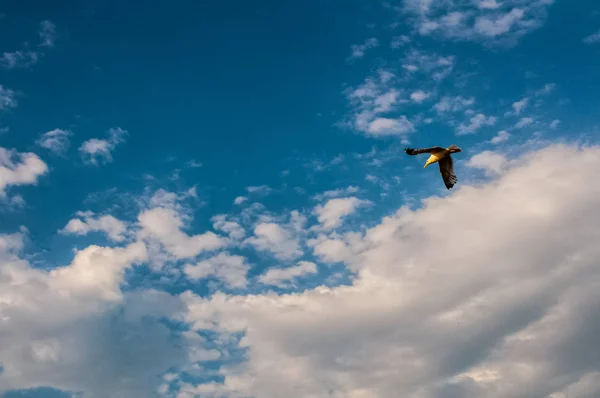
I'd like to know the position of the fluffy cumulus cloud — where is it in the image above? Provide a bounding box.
[457,113,497,135]
[138,206,226,259]
[184,252,251,289]
[79,127,128,166]
[490,130,510,144]
[0,232,179,397]
[177,144,600,398]
[367,116,415,137]
[345,73,415,139]
[402,0,555,46]
[60,211,128,242]
[466,150,508,175]
[36,128,73,156]
[511,97,529,115]
[314,197,372,230]
[2,144,600,398]
[515,117,534,128]
[258,261,318,287]
[245,220,303,261]
[0,147,48,197]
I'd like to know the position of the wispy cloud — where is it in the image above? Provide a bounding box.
[410,90,431,103]
[515,117,534,128]
[349,37,379,59]
[36,128,73,156]
[511,97,529,115]
[583,28,600,44]
[0,85,17,111]
[457,113,497,135]
[401,0,555,47]
[0,51,39,69]
[246,185,273,196]
[490,130,510,144]
[312,186,359,201]
[1,20,58,69]
[344,71,415,139]
[434,95,476,113]
[258,261,318,287]
[402,49,455,81]
[233,196,248,205]
[391,35,411,48]
[79,127,128,166]
[39,20,57,48]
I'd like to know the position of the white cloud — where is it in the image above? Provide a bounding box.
[312,186,360,201]
[0,230,197,397]
[402,0,554,46]
[583,28,600,44]
[511,97,529,114]
[258,261,318,287]
[402,49,455,81]
[457,113,497,135]
[349,37,379,59]
[466,150,508,175]
[246,185,273,198]
[212,214,246,240]
[474,8,526,37]
[550,119,560,129]
[138,207,226,259]
[245,221,303,261]
[535,82,556,96]
[79,127,127,166]
[434,95,475,113]
[0,85,17,111]
[314,197,372,230]
[391,35,410,48]
[490,130,510,144]
[373,89,400,113]
[60,211,128,242]
[410,90,430,103]
[515,117,534,128]
[180,143,600,398]
[0,51,39,69]
[0,147,48,197]
[478,0,501,9]
[184,252,251,289]
[39,20,57,47]
[233,196,248,205]
[367,116,415,137]
[36,128,72,155]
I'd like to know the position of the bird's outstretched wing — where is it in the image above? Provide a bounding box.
[438,156,457,190]
[404,146,445,155]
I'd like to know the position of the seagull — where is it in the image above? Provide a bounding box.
[404,144,462,190]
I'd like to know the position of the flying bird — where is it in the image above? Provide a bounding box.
[404,144,462,190]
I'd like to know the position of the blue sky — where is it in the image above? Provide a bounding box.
[1,1,600,397]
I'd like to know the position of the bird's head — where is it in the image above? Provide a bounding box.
[448,144,462,153]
